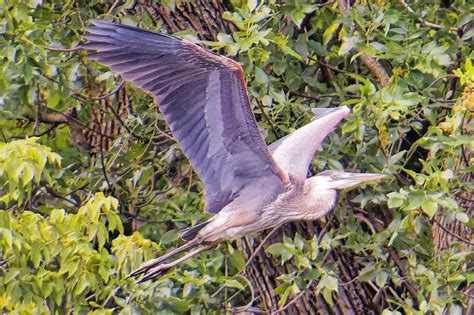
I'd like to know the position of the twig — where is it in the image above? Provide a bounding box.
[431,217,474,246]
[340,273,362,286]
[316,221,331,243]
[41,45,79,52]
[399,0,459,33]
[402,143,419,168]
[369,212,420,307]
[291,91,360,104]
[456,194,474,202]
[255,100,280,138]
[354,213,377,234]
[422,74,457,93]
[99,132,115,195]
[244,224,283,271]
[153,121,176,142]
[102,90,147,142]
[135,187,173,208]
[460,110,470,166]
[90,81,125,100]
[30,123,60,137]
[64,182,90,197]
[121,213,174,225]
[387,285,405,304]
[321,248,333,265]
[41,71,125,105]
[272,280,317,314]
[311,58,352,75]
[44,185,80,207]
[107,0,121,15]
[226,274,258,313]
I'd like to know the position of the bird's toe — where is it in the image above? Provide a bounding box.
[128,257,165,278]
[137,265,169,283]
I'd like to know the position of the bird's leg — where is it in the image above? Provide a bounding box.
[128,238,200,278]
[139,243,215,282]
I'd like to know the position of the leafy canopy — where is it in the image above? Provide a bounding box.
[0,0,472,313]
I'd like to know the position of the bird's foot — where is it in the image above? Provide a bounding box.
[127,256,168,279]
[135,263,172,283]
[128,244,212,283]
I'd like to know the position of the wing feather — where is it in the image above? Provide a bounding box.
[83,20,287,213]
[269,107,351,177]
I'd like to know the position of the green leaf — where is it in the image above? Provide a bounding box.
[1,228,13,248]
[266,243,293,263]
[455,212,469,223]
[73,276,90,296]
[228,248,246,270]
[47,91,61,108]
[339,36,357,55]
[387,192,405,208]
[224,278,244,290]
[4,269,20,284]
[255,68,269,84]
[323,22,339,45]
[159,229,179,246]
[21,163,34,187]
[421,200,438,218]
[182,282,193,298]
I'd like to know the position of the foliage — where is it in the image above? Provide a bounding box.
[0,138,61,206]
[0,0,472,313]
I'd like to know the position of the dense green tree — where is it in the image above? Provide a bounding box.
[0,0,472,313]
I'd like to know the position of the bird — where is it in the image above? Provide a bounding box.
[82,20,385,281]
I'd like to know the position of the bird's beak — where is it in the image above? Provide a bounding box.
[331,172,387,189]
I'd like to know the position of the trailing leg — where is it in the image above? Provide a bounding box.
[139,243,216,282]
[128,238,200,278]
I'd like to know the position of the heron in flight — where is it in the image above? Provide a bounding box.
[83,20,385,281]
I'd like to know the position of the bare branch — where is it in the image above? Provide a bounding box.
[431,217,474,246]
[41,45,80,52]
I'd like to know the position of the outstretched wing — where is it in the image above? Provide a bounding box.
[83,20,287,214]
[269,106,351,178]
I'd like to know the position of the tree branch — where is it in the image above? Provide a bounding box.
[337,0,389,86]
[431,216,474,246]
[399,0,460,33]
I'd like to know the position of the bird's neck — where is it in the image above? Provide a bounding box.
[304,187,338,219]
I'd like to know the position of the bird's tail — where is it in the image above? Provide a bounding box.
[180,219,212,241]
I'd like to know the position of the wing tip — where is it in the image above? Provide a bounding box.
[87,19,116,28]
[311,105,351,121]
[339,105,351,114]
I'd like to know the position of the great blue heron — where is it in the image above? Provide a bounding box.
[83,20,385,281]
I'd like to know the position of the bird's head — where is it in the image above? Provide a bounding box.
[308,170,386,191]
[299,170,385,219]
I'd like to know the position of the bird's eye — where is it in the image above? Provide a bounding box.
[331,174,338,180]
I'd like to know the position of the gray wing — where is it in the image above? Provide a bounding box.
[83,20,287,214]
[269,106,351,178]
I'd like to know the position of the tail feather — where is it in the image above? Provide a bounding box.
[180,220,211,241]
